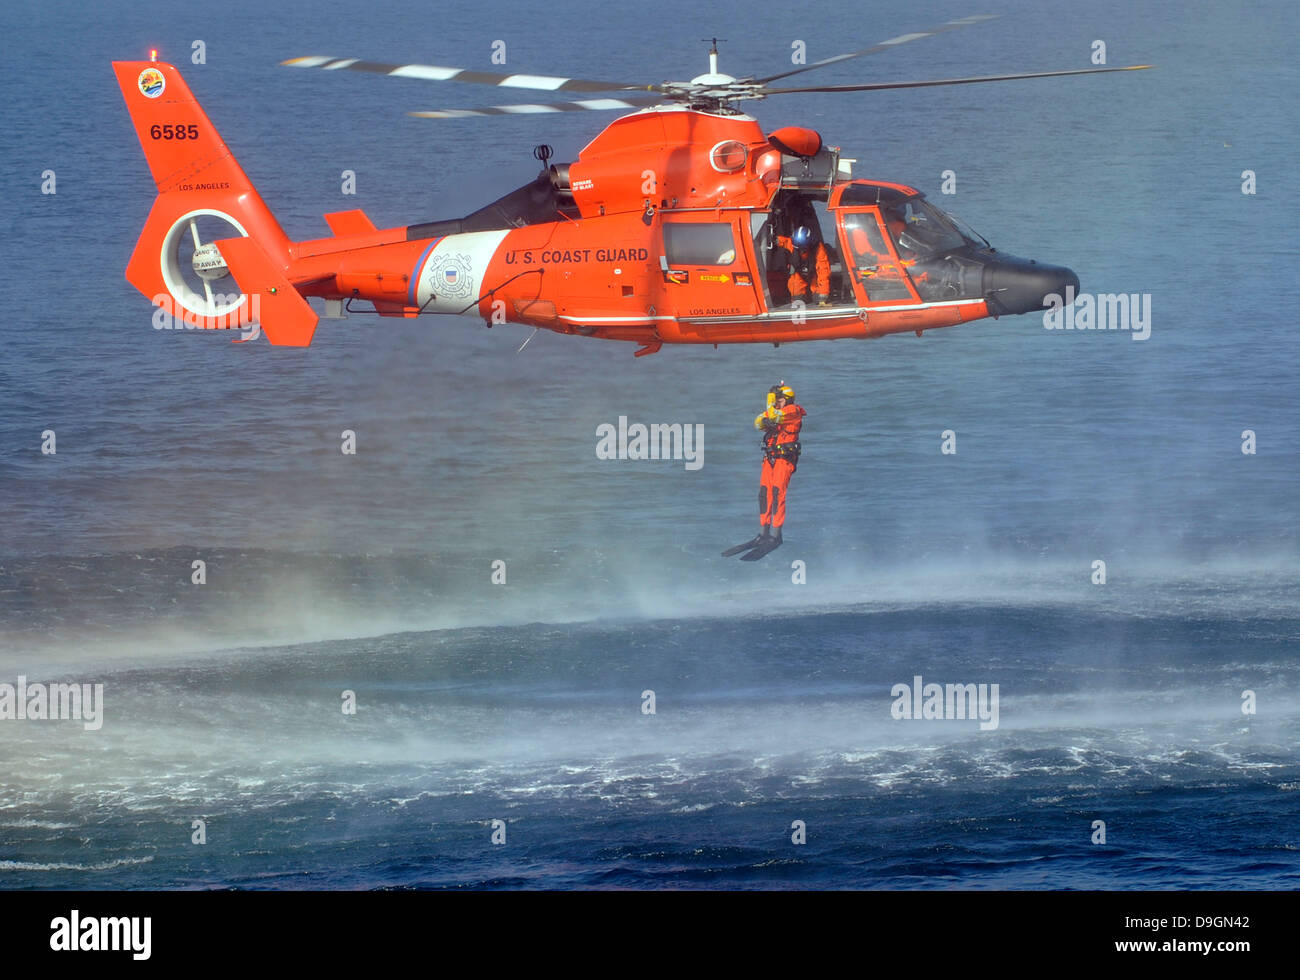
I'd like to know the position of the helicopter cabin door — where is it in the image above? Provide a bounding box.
[835,208,920,306]
[658,213,761,319]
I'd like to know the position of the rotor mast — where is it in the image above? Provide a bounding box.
[704,37,722,77]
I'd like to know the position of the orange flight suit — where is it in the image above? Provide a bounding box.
[775,237,830,304]
[759,403,806,528]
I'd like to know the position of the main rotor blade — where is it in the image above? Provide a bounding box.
[763,64,1154,95]
[408,94,669,119]
[283,56,664,94]
[755,13,1000,85]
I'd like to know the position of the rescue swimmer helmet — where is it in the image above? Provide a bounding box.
[792,225,813,249]
[770,383,796,403]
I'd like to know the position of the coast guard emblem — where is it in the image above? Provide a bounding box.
[428,253,474,300]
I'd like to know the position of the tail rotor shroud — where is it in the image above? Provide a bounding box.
[160,209,250,322]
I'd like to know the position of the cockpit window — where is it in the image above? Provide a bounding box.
[841,211,914,301]
[882,197,972,260]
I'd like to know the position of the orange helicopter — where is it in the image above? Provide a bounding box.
[114,16,1149,355]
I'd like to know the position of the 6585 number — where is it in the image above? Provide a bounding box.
[150,123,199,140]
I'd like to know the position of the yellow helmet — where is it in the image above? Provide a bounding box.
[770,383,795,403]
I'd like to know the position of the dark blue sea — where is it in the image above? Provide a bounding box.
[1,0,1297,889]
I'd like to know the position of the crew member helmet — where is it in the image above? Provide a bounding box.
[792,225,812,249]
[771,383,795,403]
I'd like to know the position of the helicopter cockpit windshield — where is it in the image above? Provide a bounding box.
[872,194,994,304]
[882,198,975,261]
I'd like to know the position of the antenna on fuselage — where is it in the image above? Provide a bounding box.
[533,143,553,176]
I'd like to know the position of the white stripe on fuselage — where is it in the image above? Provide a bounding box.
[412,230,510,313]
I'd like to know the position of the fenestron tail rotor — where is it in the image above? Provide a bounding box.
[283,15,1151,119]
[161,210,249,320]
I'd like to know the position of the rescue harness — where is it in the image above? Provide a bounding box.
[763,435,802,466]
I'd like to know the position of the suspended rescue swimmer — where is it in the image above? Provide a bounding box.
[723,383,806,561]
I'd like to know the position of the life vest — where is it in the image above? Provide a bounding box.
[761,403,806,465]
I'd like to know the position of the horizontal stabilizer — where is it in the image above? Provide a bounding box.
[214,236,319,346]
[324,209,378,236]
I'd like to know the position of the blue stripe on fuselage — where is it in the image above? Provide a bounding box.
[408,236,444,308]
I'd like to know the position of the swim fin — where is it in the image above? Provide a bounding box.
[738,527,783,561]
[722,532,768,557]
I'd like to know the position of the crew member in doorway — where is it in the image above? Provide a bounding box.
[775,226,831,306]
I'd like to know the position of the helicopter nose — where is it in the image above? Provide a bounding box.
[982,254,1079,316]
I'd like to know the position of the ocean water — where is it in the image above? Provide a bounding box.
[1,0,1298,888]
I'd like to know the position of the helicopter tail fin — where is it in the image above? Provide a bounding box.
[114,59,317,345]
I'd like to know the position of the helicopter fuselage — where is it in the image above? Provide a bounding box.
[290,107,1078,353]
[116,61,1078,351]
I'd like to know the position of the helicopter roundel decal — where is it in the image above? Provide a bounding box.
[137,68,165,98]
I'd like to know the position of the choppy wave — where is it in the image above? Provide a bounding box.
[0,856,154,872]
[1,597,1297,888]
